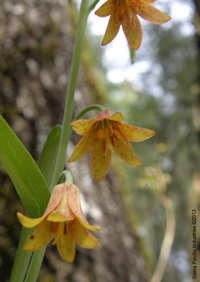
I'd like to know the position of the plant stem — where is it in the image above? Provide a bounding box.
[24,248,46,282]
[73,104,106,121]
[50,0,89,192]
[10,227,34,282]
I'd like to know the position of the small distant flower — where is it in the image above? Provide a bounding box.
[95,0,171,50]
[17,183,100,263]
[68,110,155,182]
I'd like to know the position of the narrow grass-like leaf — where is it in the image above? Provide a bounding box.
[38,125,62,188]
[0,115,50,217]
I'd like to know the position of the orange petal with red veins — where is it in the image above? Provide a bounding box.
[24,220,56,251]
[112,135,141,166]
[132,3,171,24]
[68,129,95,162]
[70,219,99,249]
[107,111,124,122]
[116,122,155,142]
[90,139,112,182]
[68,184,100,231]
[95,0,113,17]
[71,119,96,135]
[122,7,143,50]
[101,11,121,46]
[57,222,76,263]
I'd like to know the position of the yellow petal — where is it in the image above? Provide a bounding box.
[95,0,113,17]
[122,7,143,50]
[112,135,141,166]
[131,3,171,24]
[47,211,73,222]
[17,212,45,228]
[24,220,56,251]
[116,122,155,142]
[101,11,120,46]
[90,139,112,182]
[71,119,96,135]
[68,184,100,231]
[17,184,64,228]
[56,222,76,263]
[107,111,124,122]
[70,219,99,249]
[68,129,96,163]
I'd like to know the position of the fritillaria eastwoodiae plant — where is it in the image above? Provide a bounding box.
[0,0,170,281]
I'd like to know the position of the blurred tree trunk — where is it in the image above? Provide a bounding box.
[0,1,148,281]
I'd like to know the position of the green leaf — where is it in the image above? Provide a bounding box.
[0,115,50,217]
[38,125,62,188]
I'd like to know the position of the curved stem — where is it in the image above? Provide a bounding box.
[73,104,106,121]
[57,170,74,184]
[150,194,175,282]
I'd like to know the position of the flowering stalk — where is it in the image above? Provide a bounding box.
[50,0,90,192]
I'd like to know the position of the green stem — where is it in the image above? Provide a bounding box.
[57,170,74,184]
[88,0,100,13]
[24,248,46,282]
[73,104,106,121]
[50,0,90,191]
[10,227,34,282]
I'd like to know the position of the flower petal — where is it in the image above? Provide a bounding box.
[101,11,120,46]
[53,184,75,221]
[71,119,96,135]
[112,135,141,166]
[116,122,155,142]
[95,0,113,17]
[17,184,64,228]
[122,7,143,50]
[17,212,45,228]
[131,3,171,24]
[90,139,112,182]
[95,109,112,120]
[56,222,76,263]
[68,184,100,231]
[107,111,124,122]
[68,129,96,163]
[24,220,56,250]
[43,183,64,217]
[70,219,99,249]
[47,211,74,222]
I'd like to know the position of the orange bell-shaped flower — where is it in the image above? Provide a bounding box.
[17,182,100,263]
[95,0,171,50]
[68,109,155,182]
